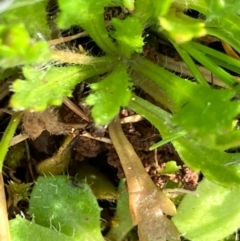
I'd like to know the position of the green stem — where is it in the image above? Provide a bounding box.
[149,130,187,150]
[0,112,22,171]
[190,41,240,74]
[81,15,117,54]
[172,42,209,86]
[181,42,237,87]
[131,56,189,113]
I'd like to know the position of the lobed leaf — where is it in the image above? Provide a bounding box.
[86,64,131,125]
[10,64,111,111]
[111,17,144,58]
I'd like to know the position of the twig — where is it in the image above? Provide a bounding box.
[50,50,105,65]
[120,114,143,124]
[156,53,240,87]
[0,173,10,241]
[47,31,88,46]
[80,131,112,144]
[63,97,89,122]
[9,133,29,147]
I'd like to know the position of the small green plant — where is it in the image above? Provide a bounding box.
[1,0,240,240]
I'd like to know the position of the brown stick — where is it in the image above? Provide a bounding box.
[0,173,10,241]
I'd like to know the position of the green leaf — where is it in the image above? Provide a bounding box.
[202,1,240,59]
[132,0,171,25]
[0,24,50,68]
[132,0,153,26]
[189,41,240,75]
[10,215,72,241]
[159,161,181,174]
[10,63,112,111]
[76,164,118,200]
[160,10,206,43]
[111,17,144,58]
[0,0,50,38]
[28,176,105,241]
[151,0,172,17]
[180,42,237,88]
[86,64,131,125]
[123,0,135,11]
[208,0,240,20]
[57,0,116,53]
[173,178,240,241]
[132,57,240,149]
[105,179,134,241]
[173,86,240,149]
[129,95,240,187]
[132,56,204,113]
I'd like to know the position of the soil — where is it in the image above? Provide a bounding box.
[20,101,199,191]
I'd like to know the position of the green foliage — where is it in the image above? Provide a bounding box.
[11,66,84,110]
[76,164,118,200]
[172,178,240,241]
[173,86,240,149]
[28,176,104,241]
[10,64,112,111]
[105,179,134,241]
[0,0,50,38]
[111,17,144,57]
[57,0,117,53]
[3,0,240,240]
[86,64,131,125]
[159,161,181,174]
[10,216,72,241]
[0,24,50,68]
[160,10,206,43]
[129,95,240,187]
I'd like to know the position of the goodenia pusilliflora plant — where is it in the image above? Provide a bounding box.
[1,0,240,240]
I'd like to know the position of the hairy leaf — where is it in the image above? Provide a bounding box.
[10,216,72,241]
[10,64,111,111]
[29,176,104,241]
